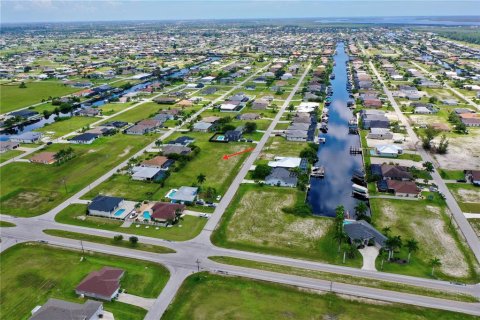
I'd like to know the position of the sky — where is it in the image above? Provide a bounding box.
[1,0,480,23]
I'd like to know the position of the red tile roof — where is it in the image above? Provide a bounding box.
[76,267,124,298]
[151,202,185,221]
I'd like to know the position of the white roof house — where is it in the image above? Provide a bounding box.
[268,156,302,168]
[376,144,403,157]
[131,166,162,181]
[220,103,238,111]
[297,102,319,113]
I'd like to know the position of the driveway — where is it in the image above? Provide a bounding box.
[359,246,379,271]
[117,293,156,310]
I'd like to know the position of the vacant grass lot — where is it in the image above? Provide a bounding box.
[43,229,175,254]
[55,204,206,241]
[212,184,361,267]
[103,101,167,124]
[0,243,169,320]
[162,273,476,320]
[370,197,479,282]
[260,136,307,160]
[99,102,133,115]
[1,81,81,113]
[35,116,99,138]
[447,183,480,213]
[439,169,465,180]
[0,134,155,216]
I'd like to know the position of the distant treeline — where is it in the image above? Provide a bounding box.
[417,27,480,45]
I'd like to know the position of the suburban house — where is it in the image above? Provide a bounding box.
[10,132,42,143]
[0,140,19,153]
[268,156,307,170]
[9,109,40,120]
[237,113,260,121]
[359,110,389,129]
[459,113,480,127]
[375,144,403,157]
[386,180,420,197]
[76,107,101,117]
[149,202,185,223]
[30,152,56,164]
[343,220,387,248]
[285,129,308,142]
[265,167,298,187]
[367,128,393,140]
[168,186,198,204]
[87,195,132,219]
[153,97,178,104]
[75,267,125,301]
[224,127,243,142]
[465,170,480,186]
[162,145,191,156]
[140,156,174,169]
[131,166,165,181]
[168,136,195,146]
[193,121,213,132]
[29,299,104,320]
[69,133,99,144]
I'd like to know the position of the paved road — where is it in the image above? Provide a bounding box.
[3,61,480,319]
[369,60,480,264]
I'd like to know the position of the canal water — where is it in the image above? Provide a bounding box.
[307,42,365,218]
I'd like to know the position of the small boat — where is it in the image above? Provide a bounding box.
[352,183,368,195]
[311,166,325,178]
[319,137,326,143]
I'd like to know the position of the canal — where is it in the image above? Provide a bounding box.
[307,42,366,217]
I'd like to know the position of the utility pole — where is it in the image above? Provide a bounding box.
[62,178,68,194]
[80,240,85,255]
[195,258,201,272]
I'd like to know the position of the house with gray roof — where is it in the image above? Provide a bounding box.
[169,186,198,204]
[29,299,103,320]
[88,195,124,218]
[265,167,298,187]
[343,220,387,248]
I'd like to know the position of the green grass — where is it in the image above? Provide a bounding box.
[55,204,207,241]
[260,136,307,159]
[0,134,156,217]
[370,197,479,282]
[35,116,99,138]
[162,272,477,320]
[0,149,23,163]
[0,220,15,227]
[0,81,81,113]
[99,102,133,116]
[397,153,423,161]
[212,184,362,267]
[446,183,480,213]
[43,229,175,254]
[0,243,169,320]
[209,256,478,302]
[439,169,465,181]
[104,101,168,124]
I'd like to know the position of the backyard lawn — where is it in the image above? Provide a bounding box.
[0,134,156,217]
[162,273,476,320]
[259,136,308,159]
[370,197,479,282]
[0,243,169,320]
[212,184,362,267]
[55,204,207,241]
[0,81,81,113]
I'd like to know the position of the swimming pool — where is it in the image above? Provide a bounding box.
[166,189,177,199]
[143,211,151,220]
[114,208,125,217]
[216,135,226,141]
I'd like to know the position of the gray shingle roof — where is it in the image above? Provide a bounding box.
[29,298,102,320]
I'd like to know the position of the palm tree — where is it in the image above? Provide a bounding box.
[333,231,348,252]
[406,239,419,263]
[378,248,389,270]
[385,235,402,261]
[381,226,391,236]
[354,201,368,217]
[196,173,206,185]
[429,257,441,277]
[335,205,345,234]
[341,243,350,264]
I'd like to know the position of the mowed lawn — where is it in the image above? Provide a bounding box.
[162,273,475,320]
[35,116,99,138]
[55,204,207,241]
[0,149,24,163]
[0,243,169,320]
[212,184,361,267]
[0,134,156,217]
[104,101,171,124]
[260,136,307,160]
[0,81,81,113]
[370,197,479,282]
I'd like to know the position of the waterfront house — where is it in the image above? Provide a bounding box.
[0,141,19,153]
[10,132,42,143]
[343,220,387,249]
[75,267,124,301]
[375,144,403,157]
[367,128,393,140]
[265,167,298,187]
